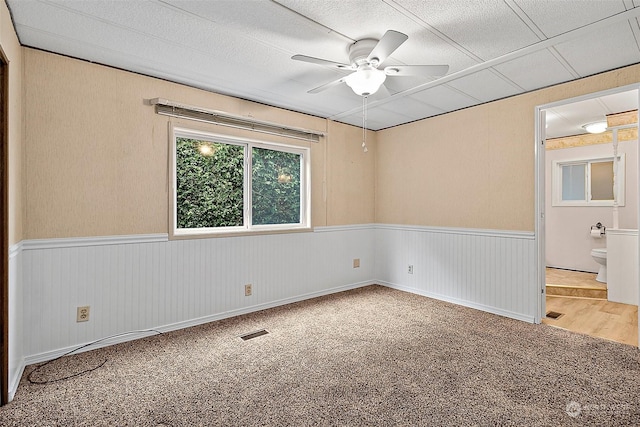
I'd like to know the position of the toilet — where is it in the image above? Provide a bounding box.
[591,248,607,283]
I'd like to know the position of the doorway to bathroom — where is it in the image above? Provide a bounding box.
[535,85,640,348]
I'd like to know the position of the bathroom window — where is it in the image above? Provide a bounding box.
[552,155,625,206]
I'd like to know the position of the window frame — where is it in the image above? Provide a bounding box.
[171,126,311,237]
[552,154,625,207]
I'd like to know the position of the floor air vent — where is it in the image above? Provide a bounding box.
[546,311,564,319]
[240,329,269,341]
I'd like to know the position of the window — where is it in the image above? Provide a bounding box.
[552,155,625,206]
[172,128,309,235]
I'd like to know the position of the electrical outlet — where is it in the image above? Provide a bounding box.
[77,306,90,322]
[353,258,360,268]
[408,265,414,274]
[245,284,252,296]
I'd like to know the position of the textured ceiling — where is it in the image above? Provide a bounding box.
[7,0,640,132]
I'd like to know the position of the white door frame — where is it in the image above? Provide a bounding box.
[534,84,640,346]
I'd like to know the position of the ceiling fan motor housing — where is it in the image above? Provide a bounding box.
[349,39,380,67]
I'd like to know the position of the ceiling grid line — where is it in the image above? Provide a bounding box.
[486,68,526,92]
[503,0,547,40]
[381,0,486,62]
[626,19,640,53]
[546,47,581,79]
[268,0,354,43]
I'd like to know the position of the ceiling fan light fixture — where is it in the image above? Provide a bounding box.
[344,66,386,96]
[582,121,608,134]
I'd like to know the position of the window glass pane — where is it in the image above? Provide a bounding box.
[562,163,586,201]
[252,147,301,225]
[590,161,614,200]
[176,138,244,228]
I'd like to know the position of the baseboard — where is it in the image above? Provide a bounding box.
[24,280,376,365]
[154,280,376,334]
[8,360,25,402]
[378,281,536,324]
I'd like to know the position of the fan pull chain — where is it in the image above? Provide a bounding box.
[362,95,368,153]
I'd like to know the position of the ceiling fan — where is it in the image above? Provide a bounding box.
[292,30,449,97]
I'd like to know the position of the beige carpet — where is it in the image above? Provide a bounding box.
[1,285,639,426]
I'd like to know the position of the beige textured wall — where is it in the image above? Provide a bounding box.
[23,49,376,239]
[1,2,23,246]
[26,46,640,238]
[326,120,376,225]
[377,64,640,232]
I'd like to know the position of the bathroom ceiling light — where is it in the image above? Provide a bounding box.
[582,121,608,134]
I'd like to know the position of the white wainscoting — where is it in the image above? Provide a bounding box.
[9,242,24,401]
[21,226,376,364]
[374,224,537,323]
[10,223,539,400]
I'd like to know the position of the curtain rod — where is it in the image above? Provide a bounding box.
[149,98,324,143]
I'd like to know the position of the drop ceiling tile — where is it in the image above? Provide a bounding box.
[390,33,477,75]
[276,0,424,42]
[366,106,414,129]
[382,97,445,121]
[554,22,640,77]
[339,106,413,131]
[493,49,576,91]
[54,0,348,61]
[161,0,351,61]
[11,2,225,65]
[446,70,522,103]
[394,0,540,60]
[379,76,433,95]
[286,66,346,88]
[410,85,479,112]
[272,82,363,116]
[514,0,627,38]
[337,116,367,129]
[338,114,388,131]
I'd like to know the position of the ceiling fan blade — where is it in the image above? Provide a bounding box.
[366,30,408,64]
[384,65,449,77]
[308,76,348,94]
[291,54,353,70]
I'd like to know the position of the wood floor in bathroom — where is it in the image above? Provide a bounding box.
[543,268,638,347]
